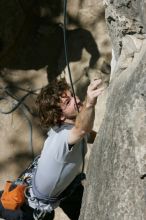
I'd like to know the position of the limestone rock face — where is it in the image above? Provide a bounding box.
[105,0,144,60]
[79,1,146,220]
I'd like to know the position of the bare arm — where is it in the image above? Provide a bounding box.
[68,79,104,145]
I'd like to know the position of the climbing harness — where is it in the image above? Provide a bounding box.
[10,135,86,219]
[0,130,86,219]
[11,153,85,220]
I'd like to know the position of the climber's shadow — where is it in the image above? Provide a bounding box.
[1,23,100,83]
[48,27,100,81]
[0,0,100,82]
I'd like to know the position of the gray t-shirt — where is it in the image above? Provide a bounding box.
[32,123,87,200]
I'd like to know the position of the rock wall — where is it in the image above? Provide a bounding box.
[79,0,146,220]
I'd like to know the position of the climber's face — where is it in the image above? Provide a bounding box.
[60,90,83,121]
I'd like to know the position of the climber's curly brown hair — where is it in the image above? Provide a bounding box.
[36,78,70,128]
